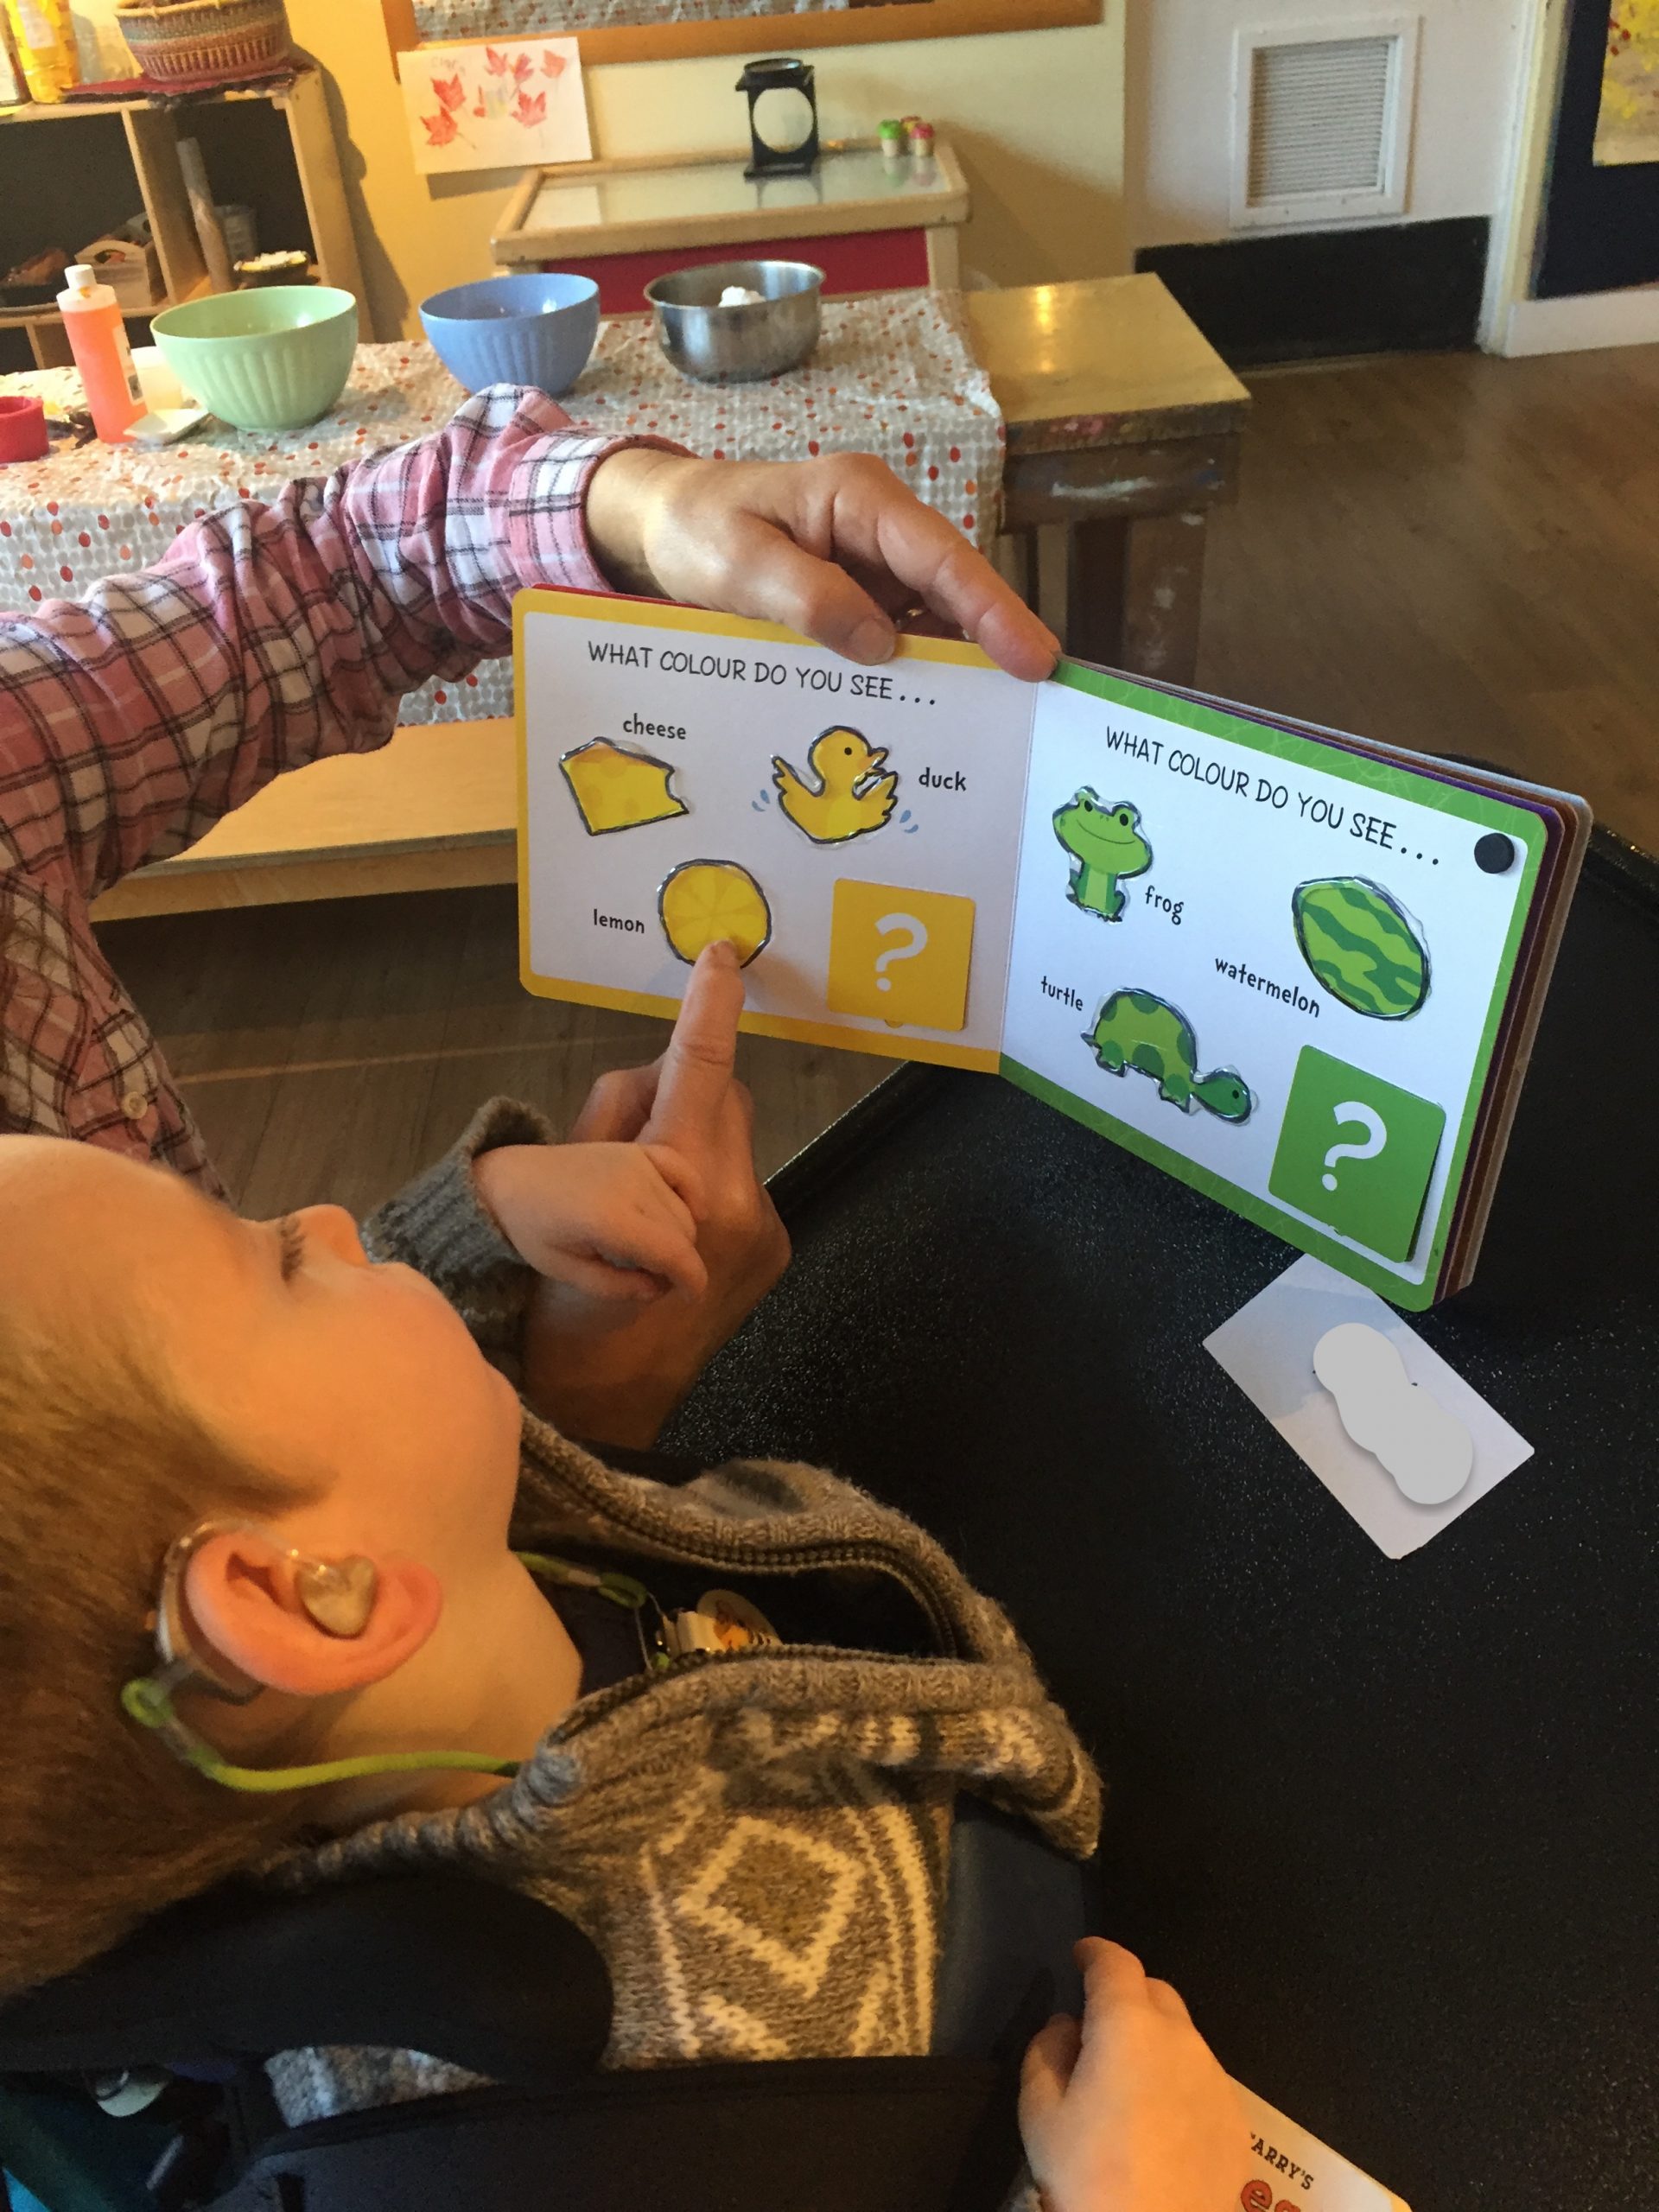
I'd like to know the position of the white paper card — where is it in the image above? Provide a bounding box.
[1234,2080,1412,2212]
[1205,1255,1533,1557]
[401,37,591,176]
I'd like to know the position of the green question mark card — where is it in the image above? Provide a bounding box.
[1269,1047,1446,1263]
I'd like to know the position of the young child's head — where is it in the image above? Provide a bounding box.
[0,1134,528,1998]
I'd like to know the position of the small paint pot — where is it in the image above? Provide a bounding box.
[0,394,48,464]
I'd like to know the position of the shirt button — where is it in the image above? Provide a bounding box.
[121,1089,149,1122]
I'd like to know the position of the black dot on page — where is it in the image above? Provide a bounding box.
[1475,833,1516,875]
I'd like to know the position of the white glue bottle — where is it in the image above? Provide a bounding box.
[56,264,145,444]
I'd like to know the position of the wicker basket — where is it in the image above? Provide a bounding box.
[117,0,292,86]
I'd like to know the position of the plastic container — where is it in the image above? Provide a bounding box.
[57,263,143,443]
[150,284,357,429]
[218,203,257,264]
[0,395,48,463]
[233,249,310,288]
[0,9,29,104]
[418,273,600,397]
[3,0,77,101]
[131,345,191,411]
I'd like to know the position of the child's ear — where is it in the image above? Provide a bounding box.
[182,1529,442,1697]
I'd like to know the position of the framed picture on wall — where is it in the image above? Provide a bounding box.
[1536,0,1659,294]
[400,35,594,175]
[380,0,1102,72]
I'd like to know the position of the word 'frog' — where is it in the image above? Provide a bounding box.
[1088,990,1253,1122]
[1053,791,1151,921]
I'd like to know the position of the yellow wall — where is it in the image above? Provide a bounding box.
[287,5,1126,340]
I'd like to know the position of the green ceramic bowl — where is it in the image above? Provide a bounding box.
[150,287,359,431]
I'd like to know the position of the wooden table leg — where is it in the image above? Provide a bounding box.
[996,524,1041,612]
[1004,431,1239,677]
[1064,516,1128,667]
[1120,508,1209,685]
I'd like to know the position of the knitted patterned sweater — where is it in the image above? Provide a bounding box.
[262,1101,1101,2126]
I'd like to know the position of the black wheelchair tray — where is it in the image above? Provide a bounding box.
[670,827,1659,2212]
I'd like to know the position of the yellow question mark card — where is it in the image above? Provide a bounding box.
[826,880,976,1032]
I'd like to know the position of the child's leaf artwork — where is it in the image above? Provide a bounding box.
[514,591,1590,1307]
[400,36,589,178]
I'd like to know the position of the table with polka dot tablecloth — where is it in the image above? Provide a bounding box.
[0,290,1003,730]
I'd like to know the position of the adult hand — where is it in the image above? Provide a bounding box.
[1019,1940,1250,2212]
[585,448,1058,682]
[520,942,791,1446]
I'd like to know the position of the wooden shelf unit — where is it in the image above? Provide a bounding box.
[0,67,361,368]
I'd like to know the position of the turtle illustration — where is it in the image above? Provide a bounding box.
[1052,790,1151,921]
[1086,989,1254,1122]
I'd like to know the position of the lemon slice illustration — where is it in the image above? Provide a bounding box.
[560,739,688,836]
[658,861,772,968]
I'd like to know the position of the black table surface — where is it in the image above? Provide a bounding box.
[669,832,1658,2212]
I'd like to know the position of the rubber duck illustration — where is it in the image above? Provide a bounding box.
[772,727,899,845]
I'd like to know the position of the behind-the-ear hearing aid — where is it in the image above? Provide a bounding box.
[120,1522,519,1795]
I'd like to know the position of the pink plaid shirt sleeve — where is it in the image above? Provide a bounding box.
[0,385,675,1192]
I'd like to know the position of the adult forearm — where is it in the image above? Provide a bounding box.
[0,389,674,899]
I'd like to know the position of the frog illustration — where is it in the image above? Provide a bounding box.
[1052,791,1151,921]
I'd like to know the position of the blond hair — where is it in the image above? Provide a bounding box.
[0,1306,314,1997]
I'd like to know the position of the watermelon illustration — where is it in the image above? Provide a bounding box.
[1292,877,1430,1020]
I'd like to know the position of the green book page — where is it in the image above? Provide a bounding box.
[997,662,1548,1308]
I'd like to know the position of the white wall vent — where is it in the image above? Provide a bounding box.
[1231,17,1419,230]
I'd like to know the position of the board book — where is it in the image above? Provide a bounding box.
[515,588,1589,1310]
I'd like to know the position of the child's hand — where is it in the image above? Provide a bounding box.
[474,1140,709,1311]
[519,944,790,1440]
[1019,1939,1250,2212]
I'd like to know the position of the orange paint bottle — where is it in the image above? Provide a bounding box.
[56,263,144,444]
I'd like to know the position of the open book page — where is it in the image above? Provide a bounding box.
[514,592,1035,1071]
[998,663,1547,1307]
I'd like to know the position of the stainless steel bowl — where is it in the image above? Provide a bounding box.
[645,259,824,384]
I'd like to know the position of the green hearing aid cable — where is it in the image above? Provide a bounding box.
[119,1674,519,1793]
[119,1547,656,1795]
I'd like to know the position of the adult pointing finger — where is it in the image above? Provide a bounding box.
[521,940,789,1445]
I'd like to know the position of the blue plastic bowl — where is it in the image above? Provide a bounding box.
[419,273,601,397]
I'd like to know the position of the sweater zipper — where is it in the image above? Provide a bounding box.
[522,1445,963,1660]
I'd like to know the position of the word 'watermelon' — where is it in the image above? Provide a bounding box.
[1292,877,1430,1020]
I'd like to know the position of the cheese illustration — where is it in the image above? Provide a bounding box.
[559,739,689,836]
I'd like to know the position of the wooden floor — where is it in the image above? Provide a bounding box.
[1200,348,1659,852]
[99,346,1659,1216]
[103,890,893,1221]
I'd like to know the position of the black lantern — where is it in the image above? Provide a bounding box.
[736,56,820,181]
